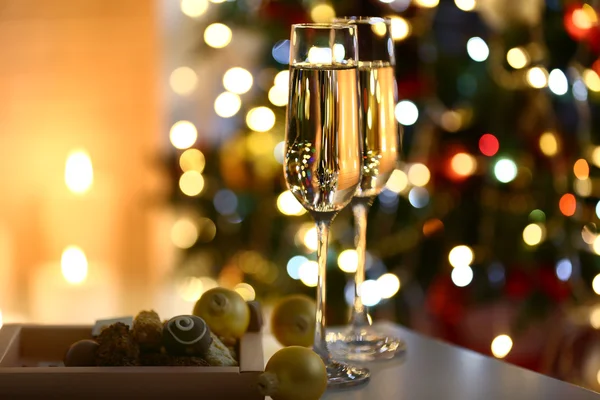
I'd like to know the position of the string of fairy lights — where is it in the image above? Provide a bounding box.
[166,0,600,361]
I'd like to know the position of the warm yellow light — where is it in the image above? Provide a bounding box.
[414,0,439,8]
[61,246,88,285]
[65,150,93,194]
[593,236,600,255]
[274,70,290,88]
[574,179,592,197]
[590,306,600,328]
[440,110,462,132]
[491,334,513,358]
[592,146,600,168]
[310,3,336,23]
[337,249,358,273]
[377,273,401,298]
[407,163,431,187]
[303,227,318,251]
[523,223,545,246]
[454,0,476,11]
[451,153,477,177]
[583,69,600,92]
[234,283,256,301]
[386,169,409,193]
[268,85,288,107]
[223,67,253,95]
[210,0,226,3]
[214,92,241,118]
[526,67,548,89]
[177,276,204,302]
[574,159,590,180]
[179,149,206,173]
[389,17,411,41]
[180,0,209,18]
[169,120,198,150]
[593,274,600,294]
[171,218,198,249]
[169,66,198,95]
[247,131,276,157]
[573,7,596,30]
[539,132,558,156]
[246,107,276,132]
[448,245,474,268]
[582,224,597,244]
[204,23,232,49]
[371,22,388,37]
[506,47,529,69]
[277,191,307,216]
[299,260,318,287]
[179,171,205,196]
[0,309,2,329]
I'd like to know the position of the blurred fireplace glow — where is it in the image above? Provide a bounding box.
[65,150,94,194]
[61,246,88,284]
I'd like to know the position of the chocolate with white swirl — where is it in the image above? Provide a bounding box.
[163,315,213,356]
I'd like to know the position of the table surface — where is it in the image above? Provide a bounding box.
[263,323,600,400]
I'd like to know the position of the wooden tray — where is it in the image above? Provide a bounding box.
[0,308,264,399]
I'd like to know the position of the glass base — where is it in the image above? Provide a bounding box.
[325,359,370,389]
[327,328,407,362]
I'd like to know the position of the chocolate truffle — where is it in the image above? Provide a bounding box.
[64,340,99,367]
[132,310,163,351]
[95,322,140,366]
[163,315,212,356]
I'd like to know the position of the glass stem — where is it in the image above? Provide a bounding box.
[313,218,332,363]
[350,198,372,330]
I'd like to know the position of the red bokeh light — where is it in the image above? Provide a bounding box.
[559,193,577,217]
[479,134,499,157]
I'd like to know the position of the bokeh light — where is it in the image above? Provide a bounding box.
[272,40,290,64]
[310,3,335,23]
[299,260,318,287]
[223,67,253,94]
[506,47,529,69]
[574,79,588,101]
[214,189,238,215]
[170,66,198,96]
[179,171,205,196]
[179,149,206,173]
[590,306,600,329]
[287,255,307,280]
[303,227,318,251]
[204,23,232,48]
[171,218,198,249]
[582,224,597,244]
[395,100,419,126]
[574,159,590,180]
[359,280,382,306]
[390,17,411,41]
[414,0,439,8]
[526,67,548,88]
[61,246,88,285]
[338,249,359,273]
[522,223,545,246]
[197,218,217,243]
[466,37,489,62]
[423,218,444,236]
[277,191,307,216]
[246,107,276,132]
[583,69,600,92]
[559,193,576,216]
[268,85,288,107]
[494,158,518,183]
[386,169,409,193]
[65,150,93,194]
[448,245,474,268]
[593,236,600,255]
[214,92,242,118]
[274,141,285,164]
[491,335,513,358]
[479,134,499,156]
[274,70,289,88]
[539,132,559,156]
[234,283,256,301]
[593,273,600,295]
[408,187,429,208]
[180,0,209,18]
[451,153,477,177]
[177,277,204,302]
[529,209,546,222]
[548,69,568,95]
[170,120,198,150]
[454,0,476,12]
[451,265,473,287]
[555,258,572,282]
[407,163,430,187]
[377,273,401,298]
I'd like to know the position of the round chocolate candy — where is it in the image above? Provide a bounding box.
[64,339,99,367]
[163,315,213,356]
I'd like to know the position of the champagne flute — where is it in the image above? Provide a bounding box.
[284,23,370,388]
[327,17,406,361]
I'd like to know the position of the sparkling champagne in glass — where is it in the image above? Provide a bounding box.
[284,23,370,388]
[328,17,406,361]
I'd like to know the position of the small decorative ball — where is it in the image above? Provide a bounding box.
[271,295,315,347]
[163,315,213,356]
[193,287,250,339]
[64,340,99,367]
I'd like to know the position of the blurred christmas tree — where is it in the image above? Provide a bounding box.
[162,0,600,373]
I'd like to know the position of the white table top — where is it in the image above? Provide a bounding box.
[263,323,599,400]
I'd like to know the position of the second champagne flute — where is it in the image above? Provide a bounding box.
[284,23,370,387]
[327,16,406,361]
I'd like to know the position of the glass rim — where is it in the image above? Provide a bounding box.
[332,16,392,25]
[291,22,355,30]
